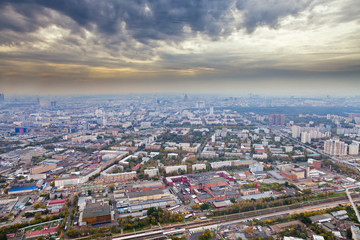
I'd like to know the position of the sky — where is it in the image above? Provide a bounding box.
[0,0,359,96]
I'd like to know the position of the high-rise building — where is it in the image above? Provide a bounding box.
[324,139,348,156]
[349,143,359,155]
[196,101,205,108]
[50,100,57,109]
[269,114,285,126]
[292,125,301,138]
[209,106,214,115]
[326,124,332,133]
[0,93,4,103]
[301,132,311,144]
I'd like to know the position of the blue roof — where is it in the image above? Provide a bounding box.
[9,186,38,192]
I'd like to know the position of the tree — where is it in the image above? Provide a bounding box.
[66,228,81,238]
[198,230,213,240]
[201,202,210,210]
[33,202,41,209]
[73,194,79,206]
[230,197,236,203]
[347,228,352,239]
[191,204,200,210]
[34,212,41,221]
[303,188,312,194]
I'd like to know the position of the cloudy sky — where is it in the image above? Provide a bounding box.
[0,0,359,96]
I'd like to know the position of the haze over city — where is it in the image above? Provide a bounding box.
[0,0,359,95]
[1,2,360,240]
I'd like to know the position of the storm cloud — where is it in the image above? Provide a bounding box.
[0,0,359,95]
[0,0,315,42]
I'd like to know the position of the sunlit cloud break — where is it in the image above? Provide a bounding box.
[0,0,359,95]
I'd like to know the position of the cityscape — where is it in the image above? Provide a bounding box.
[1,0,360,240]
[0,95,359,240]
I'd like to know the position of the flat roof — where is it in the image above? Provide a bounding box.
[128,181,164,189]
[128,189,165,198]
[83,202,110,219]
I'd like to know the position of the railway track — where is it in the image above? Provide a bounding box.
[74,194,360,240]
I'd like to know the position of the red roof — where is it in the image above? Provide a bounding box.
[132,163,141,170]
[48,198,68,205]
[25,227,58,237]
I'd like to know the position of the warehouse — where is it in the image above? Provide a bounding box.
[82,202,111,224]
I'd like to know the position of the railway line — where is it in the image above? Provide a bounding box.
[108,193,360,240]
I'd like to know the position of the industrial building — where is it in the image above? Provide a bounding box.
[82,202,111,224]
[127,181,165,192]
[30,164,57,174]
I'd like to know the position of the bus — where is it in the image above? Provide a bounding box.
[168,205,180,211]
[184,214,193,219]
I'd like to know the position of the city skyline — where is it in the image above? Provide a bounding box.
[0,0,359,95]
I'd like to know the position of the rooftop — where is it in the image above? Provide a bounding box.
[128,189,166,198]
[83,202,111,219]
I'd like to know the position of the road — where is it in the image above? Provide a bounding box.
[196,135,211,159]
[270,127,360,171]
[65,194,75,232]
[346,189,360,223]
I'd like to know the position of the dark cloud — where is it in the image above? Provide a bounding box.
[237,0,312,32]
[0,0,316,43]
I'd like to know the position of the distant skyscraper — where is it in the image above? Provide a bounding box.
[0,93,4,103]
[324,139,348,156]
[269,114,285,126]
[210,106,214,115]
[326,124,332,133]
[84,121,90,130]
[50,100,56,109]
[196,101,205,108]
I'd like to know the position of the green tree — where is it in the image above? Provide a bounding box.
[198,230,213,240]
[34,212,41,221]
[347,228,352,239]
[201,202,210,210]
[33,202,41,209]
[66,228,81,238]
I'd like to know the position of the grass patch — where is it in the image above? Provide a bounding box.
[123,225,151,234]
[307,192,345,201]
